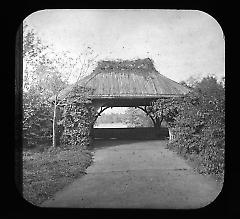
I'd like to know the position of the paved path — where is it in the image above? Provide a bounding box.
[42,140,223,209]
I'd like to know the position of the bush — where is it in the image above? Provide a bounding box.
[23,89,53,149]
[153,76,225,178]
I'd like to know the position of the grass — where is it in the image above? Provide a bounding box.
[22,145,93,206]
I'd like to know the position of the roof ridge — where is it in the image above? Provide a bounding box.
[95,58,155,72]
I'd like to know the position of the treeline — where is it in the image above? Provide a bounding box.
[95,109,154,127]
[96,113,125,124]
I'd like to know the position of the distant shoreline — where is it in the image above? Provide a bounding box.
[94,123,128,128]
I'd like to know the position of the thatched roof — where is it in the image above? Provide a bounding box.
[54,58,191,102]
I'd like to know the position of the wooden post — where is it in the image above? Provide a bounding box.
[169,128,173,141]
[168,127,176,142]
[52,96,58,148]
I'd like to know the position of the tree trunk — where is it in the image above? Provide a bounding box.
[154,116,162,129]
[153,116,163,138]
[52,96,58,148]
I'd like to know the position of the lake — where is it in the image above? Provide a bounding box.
[94,123,128,128]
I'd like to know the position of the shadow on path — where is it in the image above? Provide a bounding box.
[89,138,168,151]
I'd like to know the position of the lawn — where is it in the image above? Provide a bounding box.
[22,146,93,206]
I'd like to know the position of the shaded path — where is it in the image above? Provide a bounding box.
[42,140,222,209]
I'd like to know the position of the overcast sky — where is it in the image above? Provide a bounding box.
[24,9,225,114]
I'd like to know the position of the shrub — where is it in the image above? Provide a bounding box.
[23,89,53,149]
[153,76,225,178]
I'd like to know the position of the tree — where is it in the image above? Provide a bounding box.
[49,47,98,147]
[23,23,98,148]
[23,24,55,148]
[124,108,153,127]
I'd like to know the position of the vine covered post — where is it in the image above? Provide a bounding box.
[52,95,61,148]
[60,85,95,148]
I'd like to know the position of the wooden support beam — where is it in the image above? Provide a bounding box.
[136,106,155,126]
[93,106,111,124]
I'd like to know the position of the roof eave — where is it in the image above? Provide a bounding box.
[89,94,186,99]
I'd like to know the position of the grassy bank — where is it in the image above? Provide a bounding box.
[23,146,93,206]
[166,141,224,183]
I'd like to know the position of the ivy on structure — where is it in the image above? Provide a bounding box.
[60,85,95,148]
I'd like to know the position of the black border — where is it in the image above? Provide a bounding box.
[4,2,232,217]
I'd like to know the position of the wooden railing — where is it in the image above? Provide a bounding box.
[92,127,169,140]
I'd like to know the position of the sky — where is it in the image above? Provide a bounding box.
[24,9,225,114]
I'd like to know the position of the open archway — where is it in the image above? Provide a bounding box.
[94,107,128,128]
[92,106,168,140]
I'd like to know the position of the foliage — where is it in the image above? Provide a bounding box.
[96,58,155,73]
[23,23,97,149]
[22,24,97,205]
[123,108,153,127]
[60,85,95,148]
[23,24,49,65]
[96,112,126,125]
[151,97,184,127]
[23,88,53,148]
[152,75,225,178]
[22,24,67,149]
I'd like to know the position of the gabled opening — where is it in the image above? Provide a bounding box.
[92,107,169,140]
[94,107,128,128]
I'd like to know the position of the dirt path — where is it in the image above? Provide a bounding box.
[41,140,223,209]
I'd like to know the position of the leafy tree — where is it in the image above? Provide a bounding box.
[49,47,98,148]
[23,24,55,149]
[123,108,153,127]
[23,23,98,149]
